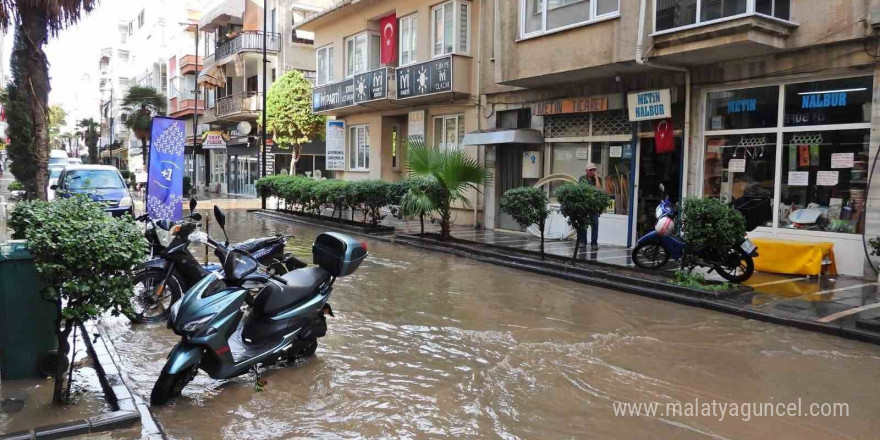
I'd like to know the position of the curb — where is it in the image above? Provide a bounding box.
[255,209,880,346]
[83,321,165,439]
[256,210,396,236]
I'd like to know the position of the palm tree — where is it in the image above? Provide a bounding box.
[406,140,492,240]
[0,1,96,200]
[121,86,167,169]
[76,118,100,164]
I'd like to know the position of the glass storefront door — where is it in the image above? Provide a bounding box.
[227,155,259,197]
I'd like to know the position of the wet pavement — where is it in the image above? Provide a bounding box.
[102,210,880,440]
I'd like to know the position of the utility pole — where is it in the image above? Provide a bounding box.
[261,0,268,210]
[109,87,114,166]
[193,24,200,189]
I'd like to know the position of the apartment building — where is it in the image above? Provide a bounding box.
[295,0,484,224]
[475,0,880,277]
[196,0,332,197]
[97,20,135,168]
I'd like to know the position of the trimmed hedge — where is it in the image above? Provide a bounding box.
[256,175,397,226]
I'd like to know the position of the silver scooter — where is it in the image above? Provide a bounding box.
[150,206,367,405]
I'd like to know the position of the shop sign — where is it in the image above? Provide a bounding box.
[609,146,622,158]
[408,110,425,142]
[354,68,388,104]
[397,55,452,99]
[627,89,671,121]
[532,96,608,116]
[313,79,355,113]
[202,130,228,149]
[727,99,756,113]
[325,120,345,171]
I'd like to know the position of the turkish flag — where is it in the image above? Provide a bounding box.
[380,14,397,65]
[654,119,675,154]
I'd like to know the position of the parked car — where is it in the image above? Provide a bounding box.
[68,157,83,166]
[47,165,64,200]
[49,150,69,166]
[51,165,135,217]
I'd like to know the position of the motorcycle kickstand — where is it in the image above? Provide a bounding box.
[252,365,268,391]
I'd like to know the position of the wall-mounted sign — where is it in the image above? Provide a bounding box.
[576,148,589,160]
[408,110,425,142]
[313,80,355,113]
[609,146,622,158]
[202,130,228,149]
[522,151,542,179]
[325,120,345,171]
[397,55,452,99]
[532,96,609,116]
[354,69,388,103]
[627,89,671,121]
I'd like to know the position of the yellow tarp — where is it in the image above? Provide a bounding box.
[751,238,837,276]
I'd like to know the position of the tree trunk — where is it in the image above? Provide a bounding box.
[540,221,545,260]
[52,299,72,404]
[21,7,51,201]
[572,237,580,263]
[420,214,425,236]
[141,137,149,170]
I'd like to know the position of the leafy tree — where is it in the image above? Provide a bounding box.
[406,140,491,240]
[121,86,167,169]
[0,1,96,200]
[554,183,611,261]
[48,104,66,150]
[501,187,550,259]
[76,118,100,164]
[9,196,145,403]
[265,70,325,173]
[680,197,746,247]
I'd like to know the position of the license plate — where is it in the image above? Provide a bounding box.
[741,239,756,254]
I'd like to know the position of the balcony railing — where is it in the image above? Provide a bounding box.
[213,92,262,118]
[215,31,281,60]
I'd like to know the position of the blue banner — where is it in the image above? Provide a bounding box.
[146,117,186,221]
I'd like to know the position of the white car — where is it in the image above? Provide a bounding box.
[47,166,64,200]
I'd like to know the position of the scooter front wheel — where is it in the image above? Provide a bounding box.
[151,364,198,406]
[632,243,670,269]
[128,268,183,324]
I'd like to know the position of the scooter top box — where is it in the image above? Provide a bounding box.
[313,232,368,277]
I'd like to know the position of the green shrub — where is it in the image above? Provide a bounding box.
[680,197,746,247]
[554,183,611,260]
[501,187,550,258]
[8,180,24,192]
[8,195,146,402]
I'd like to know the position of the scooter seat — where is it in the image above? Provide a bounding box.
[233,236,279,254]
[251,267,330,316]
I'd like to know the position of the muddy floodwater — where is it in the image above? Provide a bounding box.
[102,211,880,440]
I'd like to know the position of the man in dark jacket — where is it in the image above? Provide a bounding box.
[577,163,601,248]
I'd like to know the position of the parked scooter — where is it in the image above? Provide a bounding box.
[149,206,367,405]
[632,197,759,283]
[128,198,307,324]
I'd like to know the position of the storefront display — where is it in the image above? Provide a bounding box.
[702,76,872,236]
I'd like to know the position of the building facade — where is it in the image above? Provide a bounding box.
[474,0,880,278]
[296,0,485,224]
[196,0,332,197]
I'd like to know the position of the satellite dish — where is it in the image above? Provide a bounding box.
[237,121,252,135]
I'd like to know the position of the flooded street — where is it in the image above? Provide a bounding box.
[103,211,880,440]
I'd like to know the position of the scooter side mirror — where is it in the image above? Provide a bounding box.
[190,213,203,222]
[213,205,226,229]
[189,197,198,213]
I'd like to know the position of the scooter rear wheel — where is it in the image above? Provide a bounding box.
[151,365,198,406]
[128,268,183,324]
[633,243,670,269]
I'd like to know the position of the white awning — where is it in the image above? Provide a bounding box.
[461,129,544,146]
[199,0,244,30]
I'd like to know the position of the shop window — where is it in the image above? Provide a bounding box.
[755,0,790,20]
[400,14,418,66]
[432,1,471,57]
[656,0,750,32]
[345,32,380,77]
[703,134,777,228]
[779,130,869,234]
[433,115,465,150]
[521,0,619,37]
[783,77,873,127]
[316,45,334,85]
[551,143,632,214]
[349,125,369,170]
[706,86,779,131]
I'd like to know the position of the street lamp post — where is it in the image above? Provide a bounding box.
[261,0,268,210]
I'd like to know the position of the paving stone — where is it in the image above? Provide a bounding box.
[88,410,140,433]
[111,384,131,401]
[0,392,27,414]
[117,398,137,412]
[0,429,33,440]
[33,420,89,440]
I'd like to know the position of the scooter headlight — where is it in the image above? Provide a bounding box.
[181,314,216,334]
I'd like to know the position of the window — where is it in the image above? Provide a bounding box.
[119,28,127,44]
[433,115,465,150]
[349,125,369,170]
[706,86,778,131]
[755,0,790,20]
[522,0,619,37]
[291,8,316,44]
[432,1,471,57]
[345,32,380,77]
[655,0,788,32]
[128,21,133,35]
[117,50,129,63]
[137,10,145,28]
[783,77,872,127]
[316,45,334,85]
[399,14,418,66]
[270,8,277,33]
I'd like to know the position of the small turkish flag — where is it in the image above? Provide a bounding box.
[380,14,397,65]
[654,119,675,154]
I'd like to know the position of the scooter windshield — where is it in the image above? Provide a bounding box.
[223,250,259,280]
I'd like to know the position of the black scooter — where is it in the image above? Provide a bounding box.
[150,206,367,405]
[128,199,306,323]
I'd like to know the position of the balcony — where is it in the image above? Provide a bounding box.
[169,90,205,118]
[214,31,280,63]
[179,55,203,74]
[213,92,262,120]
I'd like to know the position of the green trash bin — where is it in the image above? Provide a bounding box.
[0,240,58,380]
